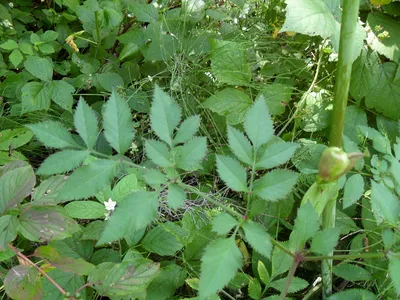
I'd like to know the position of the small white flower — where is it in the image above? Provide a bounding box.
[104,198,116,211]
[9,2,13,8]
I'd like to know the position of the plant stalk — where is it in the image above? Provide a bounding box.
[324,0,360,298]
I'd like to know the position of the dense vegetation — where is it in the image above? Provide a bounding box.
[1,0,400,299]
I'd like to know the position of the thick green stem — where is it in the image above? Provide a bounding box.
[329,0,360,147]
[324,1,360,298]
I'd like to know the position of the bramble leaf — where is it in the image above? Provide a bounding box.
[253,170,298,202]
[151,85,181,146]
[199,238,242,298]
[74,98,99,149]
[97,191,159,245]
[167,184,186,209]
[310,227,341,255]
[145,139,174,167]
[65,201,106,219]
[242,220,272,258]
[333,263,372,281]
[26,121,79,149]
[37,149,90,175]
[244,97,274,151]
[24,56,53,82]
[343,174,364,209]
[216,155,248,192]
[175,137,207,171]
[57,159,118,201]
[227,126,253,165]
[103,91,134,154]
[0,215,18,248]
[173,115,201,145]
[256,142,298,170]
[211,213,239,235]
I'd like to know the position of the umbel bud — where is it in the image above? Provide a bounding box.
[318,147,363,182]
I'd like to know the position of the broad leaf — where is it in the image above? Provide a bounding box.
[216,155,248,192]
[112,174,144,202]
[88,259,160,297]
[34,245,94,276]
[333,263,372,281]
[130,3,159,22]
[167,184,186,209]
[201,88,252,125]
[0,215,18,248]
[248,278,261,299]
[257,261,270,285]
[97,73,124,92]
[147,264,185,300]
[175,137,207,171]
[19,206,80,242]
[343,174,364,209]
[57,159,118,201]
[144,169,166,187]
[211,213,239,235]
[199,238,243,298]
[244,97,274,151]
[365,62,400,119]
[253,170,298,202]
[24,56,53,82]
[256,142,298,170]
[103,90,134,154]
[65,201,106,219]
[227,126,253,165]
[371,181,400,225]
[256,83,294,116]
[97,191,159,245]
[27,121,79,149]
[142,223,184,255]
[150,85,182,146]
[21,82,52,113]
[310,227,341,255]
[50,80,75,111]
[32,175,67,204]
[173,115,201,145]
[344,105,368,143]
[41,269,86,300]
[145,139,174,167]
[74,98,99,149]
[210,40,251,86]
[4,266,42,300]
[242,221,272,258]
[0,163,36,214]
[270,276,308,293]
[37,149,90,175]
[0,128,33,151]
[367,13,400,62]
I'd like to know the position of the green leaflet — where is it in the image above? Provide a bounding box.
[142,223,184,256]
[244,96,274,151]
[199,238,243,299]
[310,227,341,255]
[216,155,248,192]
[26,121,79,149]
[37,149,90,175]
[269,276,308,293]
[333,263,372,281]
[74,98,99,149]
[253,169,298,202]
[103,90,134,154]
[173,115,201,145]
[21,82,51,113]
[175,137,207,171]
[256,142,298,170]
[227,126,253,165]
[150,84,182,146]
[145,139,174,167]
[211,213,239,235]
[57,159,118,201]
[300,181,338,217]
[343,174,364,209]
[242,221,272,258]
[167,184,186,209]
[371,181,400,225]
[97,191,159,245]
[388,255,400,295]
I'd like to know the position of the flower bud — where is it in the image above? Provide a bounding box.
[318,147,350,182]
